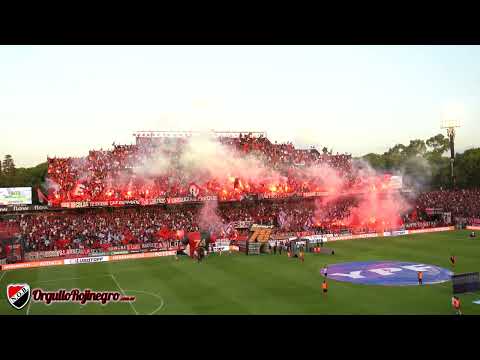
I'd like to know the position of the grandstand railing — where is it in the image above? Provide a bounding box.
[133,130,267,139]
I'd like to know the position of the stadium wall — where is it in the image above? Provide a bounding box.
[0,250,176,271]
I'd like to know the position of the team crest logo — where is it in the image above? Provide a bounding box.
[7,283,31,310]
[189,183,200,197]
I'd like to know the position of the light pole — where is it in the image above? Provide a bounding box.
[441,119,460,189]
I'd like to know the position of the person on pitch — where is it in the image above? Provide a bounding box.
[450,255,456,267]
[417,271,423,285]
[323,265,328,278]
[322,280,328,295]
[299,248,304,263]
[452,296,462,315]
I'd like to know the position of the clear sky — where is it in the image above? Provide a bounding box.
[1,45,479,168]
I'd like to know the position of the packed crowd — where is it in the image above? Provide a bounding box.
[47,133,355,205]
[5,186,479,255]
[2,193,425,254]
[415,189,480,220]
[15,206,198,252]
[219,133,351,170]
[0,199,330,252]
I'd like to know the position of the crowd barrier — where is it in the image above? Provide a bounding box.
[24,242,178,261]
[0,250,176,271]
[321,226,455,243]
[466,226,480,231]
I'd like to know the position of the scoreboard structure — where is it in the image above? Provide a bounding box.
[0,187,32,205]
[452,272,480,294]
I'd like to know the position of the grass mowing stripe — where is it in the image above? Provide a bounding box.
[110,273,139,315]
[155,259,251,314]
[35,274,112,284]
[0,270,7,284]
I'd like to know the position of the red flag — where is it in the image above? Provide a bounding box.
[73,183,86,196]
[411,209,418,221]
[123,229,134,244]
[187,232,201,257]
[210,232,217,243]
[158,227,171,240]
[175,230,185,240]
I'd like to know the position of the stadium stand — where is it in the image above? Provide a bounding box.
[4,132,479,261]
[46,132,355,205]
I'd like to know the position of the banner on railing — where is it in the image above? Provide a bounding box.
[302,191,330,198]
[258,192,298,200]
[230,221,254,229]
[52,189,409,209]
[0,204,51,213]
[1,250,176,271]
[408,226,454,234]
[25,242,176,260]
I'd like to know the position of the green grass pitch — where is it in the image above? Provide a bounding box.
[1,230,479,315]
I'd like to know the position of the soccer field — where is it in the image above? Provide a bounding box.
[1,230,479,315]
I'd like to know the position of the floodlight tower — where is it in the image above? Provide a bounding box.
[441,119,460,188]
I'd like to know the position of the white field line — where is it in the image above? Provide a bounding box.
[110,274,139,315]
[26,295,32,315]
[124,290,165,315]
[0,270,7,284]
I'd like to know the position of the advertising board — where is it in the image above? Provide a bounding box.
[0,187,32,205]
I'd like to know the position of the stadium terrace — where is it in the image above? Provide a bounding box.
[45,131,401,207]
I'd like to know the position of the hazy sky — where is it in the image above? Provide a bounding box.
[1,45,479,167]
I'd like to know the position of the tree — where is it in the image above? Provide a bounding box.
[455,148,480,189]
[426,134,450,156]
[2,155,15,176]
[362,134,454,190]
[322,147,328,155]
[384,143,407,169]
[405,139,427,157]
[0,161,48,203]
[362,153,386,170]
